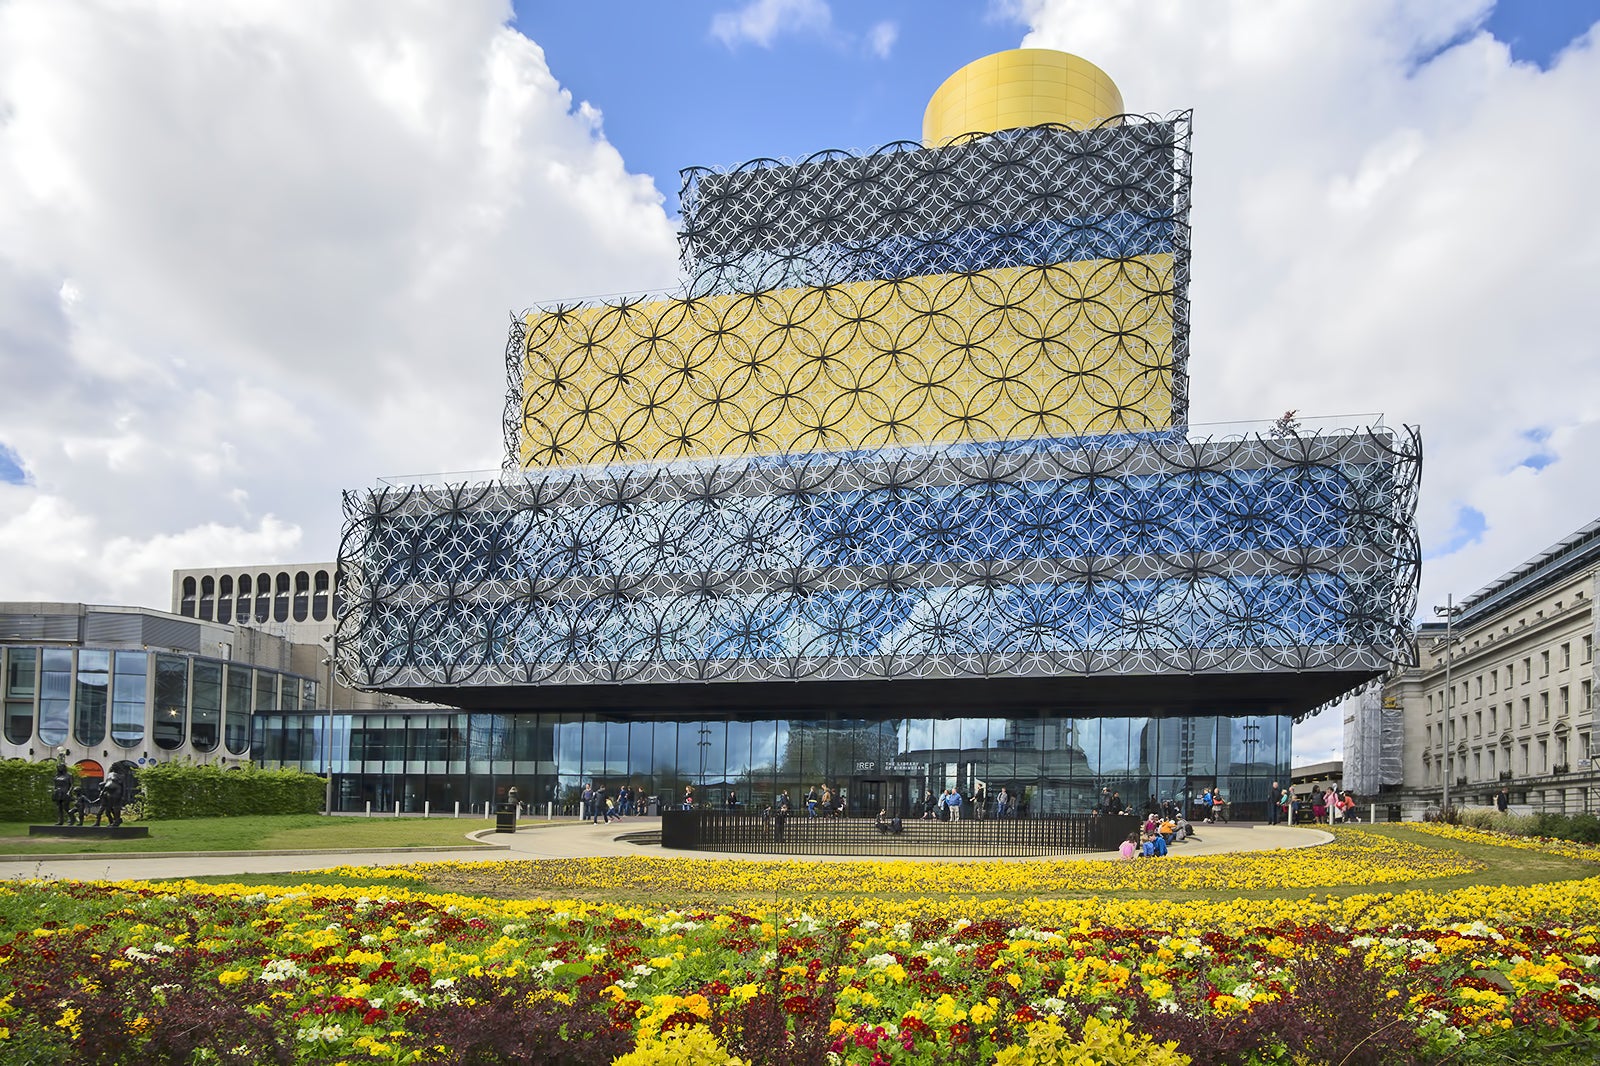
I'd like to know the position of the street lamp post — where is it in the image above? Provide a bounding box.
[1434,594,1464,815]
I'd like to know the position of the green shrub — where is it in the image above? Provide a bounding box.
[1531,811,1600,845]
[0,759,70,822]
[139,762,325,819]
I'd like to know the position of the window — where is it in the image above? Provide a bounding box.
[1522,658,1531,684]
[4,648,37,744]
[1584,679,1593,714]
[293,571,310,623]
[1540,650,1550,677]
[191,660,222,752]
[1584,635,1593,663]
[1521,697,1531,726]
[1490,671,1498,694]
[1507,665,1516,689]
[38,648,72,746]
[274,572,291,623]
[1473,751,1481,778]
[1475,675,1483,698]
[1488,749,1496,775]
[254,671,277,713]
[312,570,331,621]
[1560,686,1569,717]
[1427,694,1434,714]
[1519,742,1529,775]
[1540,692,1549,721]
[217,575,233,625]
[110,651,147,747]
[1488,705,1497,732]
[225,666,252,754]
[152,655,187,750]
[1557,735,1568,766]
[1538,739,1548,774]
[73,649,109,746]
[1474,710,1482,736]
[1561,642,1571,670]
[179,576,197,617]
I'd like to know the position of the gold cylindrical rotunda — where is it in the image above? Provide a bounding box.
[923,48,1124,147]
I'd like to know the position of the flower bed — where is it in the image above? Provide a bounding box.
[1,829,1598,1064]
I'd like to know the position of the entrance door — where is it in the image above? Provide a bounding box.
[854,778,910,818]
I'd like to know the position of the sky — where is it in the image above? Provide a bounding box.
[2,0,1598,767]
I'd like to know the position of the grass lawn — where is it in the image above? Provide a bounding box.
[0,812,552,854]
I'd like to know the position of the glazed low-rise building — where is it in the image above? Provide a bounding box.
[1,601,320,779]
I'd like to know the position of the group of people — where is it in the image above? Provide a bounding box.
[801,784,846,817]
[1118,808,1197,858]
[580,782,648,824]
[915,785,1029,820]
[1262,780,1361,825]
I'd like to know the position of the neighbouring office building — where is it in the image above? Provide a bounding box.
[1385,518,1600,815]
[252,50,1420,817]
[1,601,321,781]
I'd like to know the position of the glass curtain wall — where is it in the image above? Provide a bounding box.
[255,710,1294,816]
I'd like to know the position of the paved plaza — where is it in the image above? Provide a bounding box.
[0,819,1330,882]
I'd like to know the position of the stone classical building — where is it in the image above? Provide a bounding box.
[1386,518,1600,814]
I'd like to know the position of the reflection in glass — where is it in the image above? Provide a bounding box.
[225,666,252,754]
[153,655,188,750]
[4,648,37,744]
[74,649,109,746]
[110,651,147,746]
[191,660,222,752]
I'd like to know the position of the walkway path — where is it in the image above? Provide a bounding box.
[0,818,1331,882]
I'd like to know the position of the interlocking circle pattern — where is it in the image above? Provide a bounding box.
[337,115,1420,697]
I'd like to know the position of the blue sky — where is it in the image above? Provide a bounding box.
[513,0,1600,215]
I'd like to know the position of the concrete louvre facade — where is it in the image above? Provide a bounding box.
[1386,519,1600,815]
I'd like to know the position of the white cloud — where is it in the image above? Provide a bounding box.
[0,0,680,610]
[867,20,898,59]
[710,0,832,49]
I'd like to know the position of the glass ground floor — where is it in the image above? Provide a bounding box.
[254,709,1293,821]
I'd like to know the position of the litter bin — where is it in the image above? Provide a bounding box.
[495,802,518,833]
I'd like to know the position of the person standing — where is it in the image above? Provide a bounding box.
[946,787,963,822]
[1496,787,1510,813]
[1268,780,1281,825]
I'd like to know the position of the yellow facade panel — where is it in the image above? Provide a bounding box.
[517,256,1175,468]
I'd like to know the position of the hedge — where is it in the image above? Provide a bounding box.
[0,759,70,823]
[138,763,326,819]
